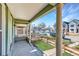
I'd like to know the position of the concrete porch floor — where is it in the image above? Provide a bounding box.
[12,39,43,56]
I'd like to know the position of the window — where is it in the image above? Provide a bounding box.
[78,24,79,26]
[71,29,74,31]
[71,25,74,27]
[76,29,78,33]
[63,25,65,28]
[17,28,24,34]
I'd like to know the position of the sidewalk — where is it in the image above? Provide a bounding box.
[43,48,56,56]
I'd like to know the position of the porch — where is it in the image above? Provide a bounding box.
[12,37,43,56]
[0,3,63,56]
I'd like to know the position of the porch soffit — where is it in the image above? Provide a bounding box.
[7,3,56,24]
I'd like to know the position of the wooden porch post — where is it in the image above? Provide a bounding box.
[56,3,63,56]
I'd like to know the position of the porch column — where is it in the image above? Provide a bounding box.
[26,24,29,37]
[56,3,63,56]
[29,23,31,43]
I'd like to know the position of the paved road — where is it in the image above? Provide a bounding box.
[12,40,43,56]
[65,35,79,42]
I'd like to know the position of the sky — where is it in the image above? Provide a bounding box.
[32,3,79,26]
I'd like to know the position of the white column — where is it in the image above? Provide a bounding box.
[23,27,25,36]
[30,24,31,39]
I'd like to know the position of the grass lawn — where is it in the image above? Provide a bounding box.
[74,45,79,49]
[63,40,71,45]
[63,51,73,56]
[33,40,54,51]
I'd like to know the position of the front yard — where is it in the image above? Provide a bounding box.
[63,51,73,56]
[75,45,79,49]
[33,40,54,51]
[32,38,74,56]
[73,45,79,50]
[63,40,71,45]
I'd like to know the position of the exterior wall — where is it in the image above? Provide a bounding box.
[15,24,27,37]
[63,23,68,34]
[76,24,79,33]
[1,4,14,56]
[0,32,2,55]
[69,22,77,34]
[7,9,13,55]
[2,4,6,56]
[0,4,2,55]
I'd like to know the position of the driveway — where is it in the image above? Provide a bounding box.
[12,40,43,56]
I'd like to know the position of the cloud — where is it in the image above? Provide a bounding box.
[62,3,79,22]
[63,15,73,21]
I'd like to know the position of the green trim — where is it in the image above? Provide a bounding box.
[5,3,8,56]
[5,4,14,55]
[5,3,15,19]
[14,19,29,24]
[0,4,2,56]
[15,18,28,21]
[29,4,54,23]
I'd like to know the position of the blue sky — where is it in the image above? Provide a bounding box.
[32,3,79,26]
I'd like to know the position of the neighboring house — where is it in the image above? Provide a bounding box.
[69,19,79,34]
[63,21,69,35]
[53,19,79,35]
[32,25,53,36]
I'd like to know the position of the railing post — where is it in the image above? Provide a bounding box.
[56,3,63,56]
[29,23,31,41]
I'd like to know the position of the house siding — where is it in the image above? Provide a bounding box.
[62,20,79,35]
[69,22,77,33]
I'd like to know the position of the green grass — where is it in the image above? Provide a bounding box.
[63,51,73,56]
[33,40,54,51]
[63,40,71,45]
[75,45,79,49]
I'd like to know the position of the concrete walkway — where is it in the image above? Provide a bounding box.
[43,48,56,56]
[12,40,43,56]
[68,42,79,47]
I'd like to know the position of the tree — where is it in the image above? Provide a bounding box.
[38,22,46,29]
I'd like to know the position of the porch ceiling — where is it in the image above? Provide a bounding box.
[6,3,55,24]
[7,3,48,20]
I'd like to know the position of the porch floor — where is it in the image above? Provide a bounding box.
[12,40,43,56]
